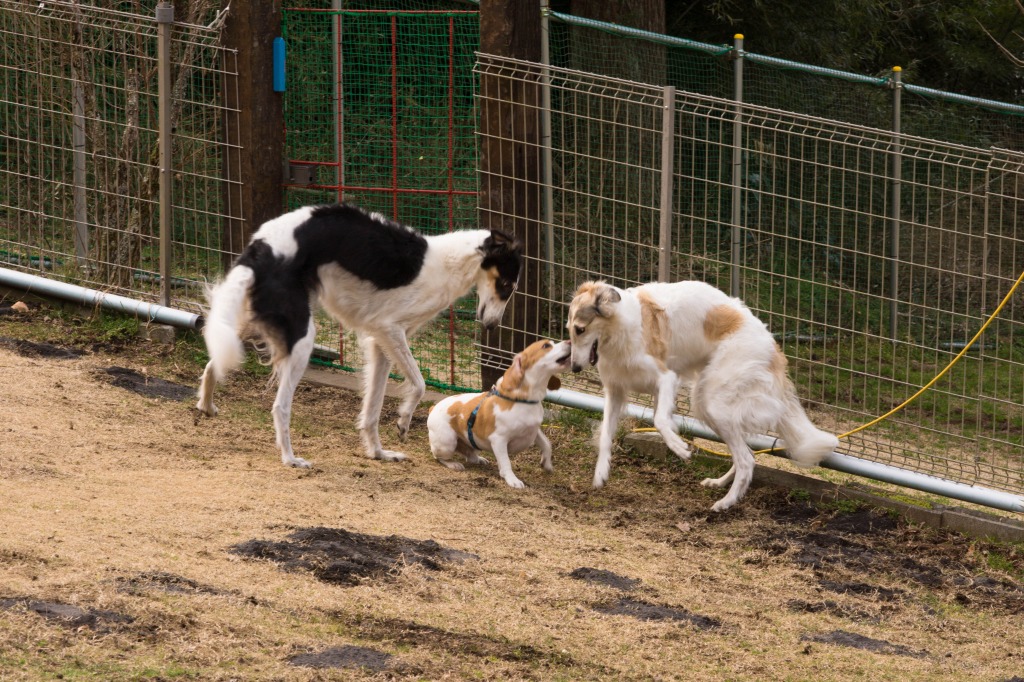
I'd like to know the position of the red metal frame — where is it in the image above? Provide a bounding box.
[285,7,477,385]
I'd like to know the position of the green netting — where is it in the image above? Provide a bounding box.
[283,1,481,391]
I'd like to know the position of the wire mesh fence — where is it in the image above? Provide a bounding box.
[3,0,1023,501]
[282,2,481,389]
[0,0,239,314]
[475,52,1024,499]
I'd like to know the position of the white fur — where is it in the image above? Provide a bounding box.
[568,280,838,512]
[195,207,517,469]
[427,340,571,488]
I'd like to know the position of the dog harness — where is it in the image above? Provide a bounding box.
[466,386,540,451]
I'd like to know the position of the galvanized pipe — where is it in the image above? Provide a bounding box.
[0,267,202,330]
[658,86,675,282]
[544,386,1024,513]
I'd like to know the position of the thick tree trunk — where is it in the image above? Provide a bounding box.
[477,0,543,389]
[221,0,284,270]
[570,0,666,85]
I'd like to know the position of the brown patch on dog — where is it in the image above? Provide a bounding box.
[637,291,668,371]
[447,393,501,444]
[703,304,745,341]
[569,281,620,325]
[770,346,790,379]
[500,340,554,399]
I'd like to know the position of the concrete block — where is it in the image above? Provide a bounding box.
[940,507,1024,543]
[142,323,176,345]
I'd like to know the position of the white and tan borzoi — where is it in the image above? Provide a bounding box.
[427,339,572,488]
[195,203,522,467]
[567,280,838,511]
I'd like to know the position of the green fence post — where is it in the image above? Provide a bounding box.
[889,66,903,339]
[730,33,744,298]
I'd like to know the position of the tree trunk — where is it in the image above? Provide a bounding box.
[569,0,666,85]
[221,0,284,270]
[478,0,543,388]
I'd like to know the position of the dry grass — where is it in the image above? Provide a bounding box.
[0,302,1022,681]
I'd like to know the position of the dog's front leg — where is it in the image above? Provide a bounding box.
[654,371,691,461]
[490,436,525,489]
[594,386,626,488]
[359,337,406,461]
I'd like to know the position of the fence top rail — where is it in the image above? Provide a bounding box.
[3,0,227,37]
[544,7,1024,118]
[548,10,730,58]
[903,83,1024,116]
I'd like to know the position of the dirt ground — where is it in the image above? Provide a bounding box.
[1,301,1023,681]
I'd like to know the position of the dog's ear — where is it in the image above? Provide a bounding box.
[504,353,525,390]
[483,230,522,255]
[546,376,561,391]
[593,284,621,318]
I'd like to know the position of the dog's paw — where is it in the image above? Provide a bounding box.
[667,438,692,461]
[700,476,726,489]
[284,455,312,469]
[503,475,526,489]
[710,497,736,513]
[376,449,407,463]
[396,420,410,442]
[195,402,218,418]
[541,457,553,473]
[439,459,465,471]
[466,453,490,466]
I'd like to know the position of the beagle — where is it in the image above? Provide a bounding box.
[427,339,571,488]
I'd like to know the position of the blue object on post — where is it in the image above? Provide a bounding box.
[273,37,285,92]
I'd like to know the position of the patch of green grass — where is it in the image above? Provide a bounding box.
[552,406,597,433]
[985,549,1023,580]
[788,488,812,504]
[821,498,865,514]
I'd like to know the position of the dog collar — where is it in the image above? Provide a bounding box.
[466,386,541,450]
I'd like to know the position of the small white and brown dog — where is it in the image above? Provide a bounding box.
[427,339,572,488]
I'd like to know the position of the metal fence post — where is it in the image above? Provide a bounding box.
[333,0,345,202]
[72,82,87,266]
[156,1,174,307]
[540,0,555,309]
[889,66,902,339]
[730,34,744,297]
[658,86,675,282]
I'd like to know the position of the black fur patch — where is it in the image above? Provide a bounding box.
[480,230,522,300]
[235,239,312,354]
[298,204,428,291]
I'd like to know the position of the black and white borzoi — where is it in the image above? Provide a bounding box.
[567,280,838,511]
[195,203,523,467]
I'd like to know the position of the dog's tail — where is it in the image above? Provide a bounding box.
[203,265,255,382]
[776,396,839,468]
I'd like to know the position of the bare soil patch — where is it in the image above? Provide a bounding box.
[1,305,1023,680]
[288,644,394,671]
[231,526,479,585]
[95,365,195,401]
